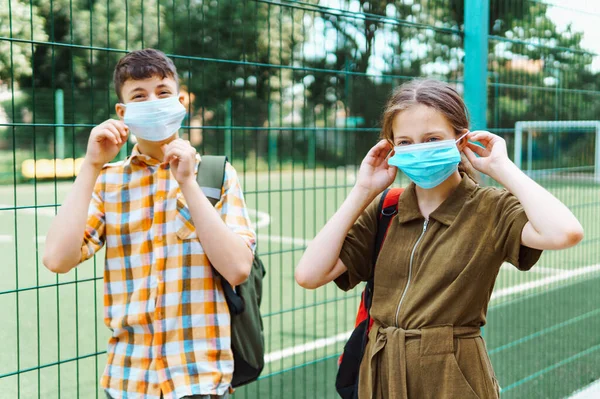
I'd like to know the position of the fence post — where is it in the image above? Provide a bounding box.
[465,0,489,341]
[55,89,65,159]
[268,102,277,169]
[464,0,489,130]
[307,130,316,169]
[224,98,233,160]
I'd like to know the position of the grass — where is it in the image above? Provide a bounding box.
[0,168,599,398]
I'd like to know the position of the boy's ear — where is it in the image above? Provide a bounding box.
[178,93,186,106]
[115,103,126,120]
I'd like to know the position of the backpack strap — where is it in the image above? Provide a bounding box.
[374,188,403,261]
[364,187,403,309]
[196,155,245,313]
[196,155,228,206]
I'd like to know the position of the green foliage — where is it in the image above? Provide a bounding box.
[1,0,599,170]
[0,0,48,82]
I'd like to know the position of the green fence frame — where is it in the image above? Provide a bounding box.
[1,1,600,398]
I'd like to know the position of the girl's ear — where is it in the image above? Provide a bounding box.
[457,128,469,151]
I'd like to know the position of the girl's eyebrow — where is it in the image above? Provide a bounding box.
[394,130,447,142]
[423,130,447,136]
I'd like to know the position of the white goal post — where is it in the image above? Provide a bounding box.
[514,120,600,183]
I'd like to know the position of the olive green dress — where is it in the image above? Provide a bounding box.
[335,174,542,399]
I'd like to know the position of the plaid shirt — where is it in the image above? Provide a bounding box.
[81,145,256,399]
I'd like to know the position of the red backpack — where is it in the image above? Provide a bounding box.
[336,187,404,399]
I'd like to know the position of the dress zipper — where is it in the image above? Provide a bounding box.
[394,219,428,327]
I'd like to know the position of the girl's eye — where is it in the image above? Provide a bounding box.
[397,140,411,146]
[427,137,440,142]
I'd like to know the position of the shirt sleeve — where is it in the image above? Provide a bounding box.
[491,189,543,271]
[215,162,257,254]
[80,174,106,263]
[334,194,381,291]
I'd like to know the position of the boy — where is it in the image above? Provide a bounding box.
[43,48,256,399]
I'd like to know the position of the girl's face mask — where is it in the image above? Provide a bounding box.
[388,132,469,189]
[122,96,186,142]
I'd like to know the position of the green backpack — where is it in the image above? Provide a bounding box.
[197,155,266,388]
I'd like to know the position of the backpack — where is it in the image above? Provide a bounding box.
[335,187,404,399]
[197,155,266,388]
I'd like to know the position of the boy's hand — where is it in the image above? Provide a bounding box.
[162,139,197,185]
[86,119,129,169]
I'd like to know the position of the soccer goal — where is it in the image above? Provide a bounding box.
[514,120,600,183]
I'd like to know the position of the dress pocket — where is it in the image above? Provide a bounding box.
[420,350,480,399]
[448,352,481,399]
[476,337,501,398]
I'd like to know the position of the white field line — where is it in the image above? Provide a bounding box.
[249,207,311,246]
[0,235,12,243]
[569,379,600,398]
[247,209,271,230]
[0,234,46,243]
[527,266,562,274]
[500,264,560,275]
[4,203,598,364]
[264,263,600,363]
[491,263,600,300]
[265,331,351,364]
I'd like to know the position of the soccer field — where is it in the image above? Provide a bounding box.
[1,168,599,399]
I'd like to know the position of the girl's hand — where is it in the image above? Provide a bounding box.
[355,140,397,196]
[463,130,512,179]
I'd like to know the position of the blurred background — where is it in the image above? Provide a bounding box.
[1,0,599,398]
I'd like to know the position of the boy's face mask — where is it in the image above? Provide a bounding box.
[388,132,469,189]
[122,96,186,142]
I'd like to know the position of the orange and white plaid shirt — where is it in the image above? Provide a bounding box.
[80,145,256,399]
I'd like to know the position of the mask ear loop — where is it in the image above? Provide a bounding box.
[455,131,470,144]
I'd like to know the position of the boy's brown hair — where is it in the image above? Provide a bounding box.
[113,48,179,102]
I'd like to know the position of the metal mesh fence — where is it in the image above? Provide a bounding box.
[1,0,599,398]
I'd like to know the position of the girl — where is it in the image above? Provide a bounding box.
[295,79,583,398]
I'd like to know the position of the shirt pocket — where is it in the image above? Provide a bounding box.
[175,195,198,241]
[104,185,146,236]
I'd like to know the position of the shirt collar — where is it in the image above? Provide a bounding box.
[396,173,478,226]
[126,144,162,167]
[125,144,202,172]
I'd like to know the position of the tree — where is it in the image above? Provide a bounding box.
[0,0,48,83]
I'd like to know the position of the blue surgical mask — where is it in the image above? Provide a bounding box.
[122,96,187,142]
[388,132,469,189]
